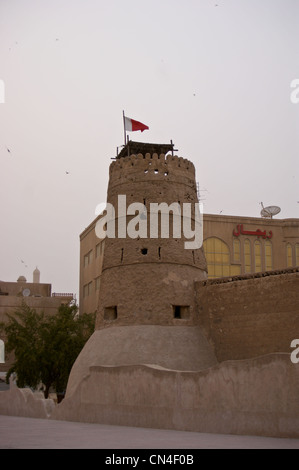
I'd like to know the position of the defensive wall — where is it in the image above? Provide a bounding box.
[195,267,299,361]
[51,353,299,439]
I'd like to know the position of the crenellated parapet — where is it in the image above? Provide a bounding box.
[110,153,195,179]
[108,153,197,206]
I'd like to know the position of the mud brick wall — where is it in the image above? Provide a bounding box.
[96,152,207,330]
[195,268,299,361]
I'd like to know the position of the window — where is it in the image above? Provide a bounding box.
[296,244,299,266]
[230,265,241,276]
[233,239,240,262]
[203,237,230,279]
[265,240,273,271]
[104,306,117,321]
[83,281,93,298]
[287,243,293,267]
[96,243,103,258]
[95,276,101,291]
[244,239,251,273]
[84,250,93,267]
[254,240,262,272]
[173,305,190,319]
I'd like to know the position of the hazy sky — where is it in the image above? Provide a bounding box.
[0,0,298,299]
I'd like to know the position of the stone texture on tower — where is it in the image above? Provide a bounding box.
[97,151,207,329]
[66,144,217,398]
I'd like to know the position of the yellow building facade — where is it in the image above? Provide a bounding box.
[203,214,299,279]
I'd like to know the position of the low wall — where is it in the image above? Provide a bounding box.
[52,353,299,439]
[0,384,55,419]
[195,269,299,361]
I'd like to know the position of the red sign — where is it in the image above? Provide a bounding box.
[233,224,272,239]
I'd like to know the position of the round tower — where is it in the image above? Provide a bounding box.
[66,145,217,398]
[96,151,207,328]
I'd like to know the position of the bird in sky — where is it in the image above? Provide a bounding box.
[66,171,70,174]
[6,147,11,154]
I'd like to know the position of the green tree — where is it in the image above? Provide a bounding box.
[0,302,95,398]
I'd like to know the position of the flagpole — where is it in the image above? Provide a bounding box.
[122,110,126,146]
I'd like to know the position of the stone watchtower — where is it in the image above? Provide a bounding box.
[66,142,217,398]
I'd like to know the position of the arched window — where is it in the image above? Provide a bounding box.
[203,237,230,278]
[0,339,4,364]
[287,243,293,267]
[265,240,273,271]
[254,240,262,273]
[233,239,240,262]
[244,239,251,273]
[295,244,299,267]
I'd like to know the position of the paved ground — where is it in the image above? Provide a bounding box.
[0,415,299,449]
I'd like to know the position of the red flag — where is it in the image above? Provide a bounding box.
[124,116,149,133]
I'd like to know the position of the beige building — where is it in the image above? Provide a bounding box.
[203,213,299,278]
[79,219,105,315]
[79,212,299,314]
[0,268,74,373]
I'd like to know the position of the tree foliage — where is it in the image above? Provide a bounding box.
[0,302,95,398]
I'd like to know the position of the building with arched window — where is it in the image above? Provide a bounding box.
[203,214,299,279]
[203,237,241,279]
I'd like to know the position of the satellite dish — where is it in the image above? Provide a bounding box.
[22,288,31,297]
[260,203,281,219]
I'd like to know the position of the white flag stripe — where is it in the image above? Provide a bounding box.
[124,116,133,132]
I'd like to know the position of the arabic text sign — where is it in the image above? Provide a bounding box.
[233,224,272,239]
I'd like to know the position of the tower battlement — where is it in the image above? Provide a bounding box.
[108,153,197,207]
[110,153,195,176]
